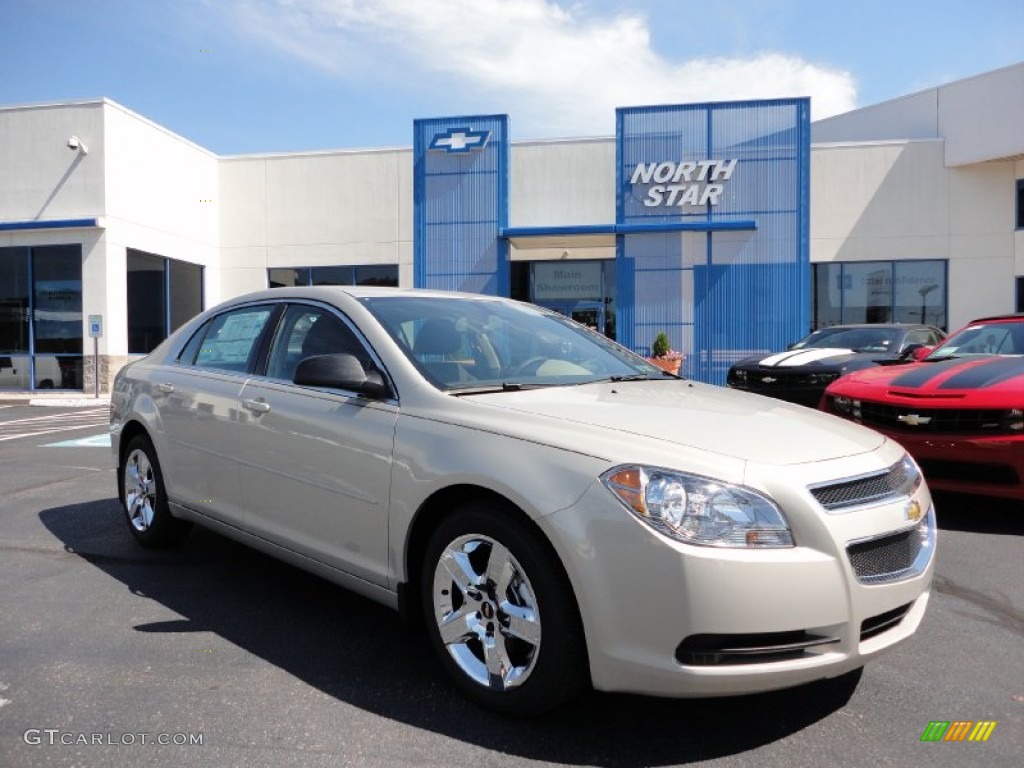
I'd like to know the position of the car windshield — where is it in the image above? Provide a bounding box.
[790,327,900,353]
[925,320,1024,360]
[361,295,669,391]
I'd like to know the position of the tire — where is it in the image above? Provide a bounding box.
[120,435,191,547]
[421,502,588,715]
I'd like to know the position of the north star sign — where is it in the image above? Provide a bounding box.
[630,159,738,207]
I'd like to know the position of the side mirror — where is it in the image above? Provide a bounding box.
[900,343,923,359]
[294,353,389,398]
[911,345,933,361]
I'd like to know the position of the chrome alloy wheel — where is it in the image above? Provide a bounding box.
[124,448,157,532]
[431,534,542,691]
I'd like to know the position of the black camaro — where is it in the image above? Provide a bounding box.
[726,323,946,408]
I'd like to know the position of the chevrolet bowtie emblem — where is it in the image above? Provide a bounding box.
[429,127,491,153]
[905,499,923,522]
[897,414,932,426]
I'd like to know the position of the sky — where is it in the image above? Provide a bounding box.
[2,0,1022,155]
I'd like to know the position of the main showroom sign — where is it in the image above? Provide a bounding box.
[630,159,737,207]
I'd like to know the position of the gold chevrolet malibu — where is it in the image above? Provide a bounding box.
[110,287,935,715]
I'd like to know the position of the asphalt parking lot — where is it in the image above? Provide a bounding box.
[0,404,1021,768]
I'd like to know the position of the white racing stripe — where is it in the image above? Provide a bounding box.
[759,347,853,368]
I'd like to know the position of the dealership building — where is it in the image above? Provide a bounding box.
[1,62,1022,392]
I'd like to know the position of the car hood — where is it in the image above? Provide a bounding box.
[735,347,892,370]
[829,355,1024,405]
[464,380,885,466]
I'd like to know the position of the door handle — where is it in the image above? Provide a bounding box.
[241,398,271,414]
[156,382,174,394]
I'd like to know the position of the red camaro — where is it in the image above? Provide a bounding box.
[822,314,1024,500]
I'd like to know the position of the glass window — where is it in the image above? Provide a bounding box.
[128,250,204,353]
[127,250,167,354]
[34,355,83,389]
[354,265,398,286]
[812,263,842,328]
[841,263,892,324]
[1016,277,1024,313]
[268,265,399,288]
[311,266,355,285]
[177,319,212,365]
[893,261,945,327]
[362,294,661,391]
[194,306,273,373]
[0,247,30,354]
[169,260,204,333]
[0,355,32,389]
[265,306,367,382]
[812,260,947,331]
[269,268,310,288]
[32,245,82,354]
[1017,179,1024,230]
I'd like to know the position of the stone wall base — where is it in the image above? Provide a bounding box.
[82,355,133,395]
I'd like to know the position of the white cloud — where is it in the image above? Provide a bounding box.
[224,0,857,136]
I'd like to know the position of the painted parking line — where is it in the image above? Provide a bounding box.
[0,408,108,442]
[42,433,111,448]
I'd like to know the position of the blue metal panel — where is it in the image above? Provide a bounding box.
[0,218,99,231]
[414,115,509,295]
[616,99,810,383]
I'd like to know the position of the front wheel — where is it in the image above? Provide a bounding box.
[120,435,190,547]
[421,503,588,715]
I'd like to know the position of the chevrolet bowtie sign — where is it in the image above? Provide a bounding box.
[429,127,491,153]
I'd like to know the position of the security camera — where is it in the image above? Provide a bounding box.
[67,136,88,154]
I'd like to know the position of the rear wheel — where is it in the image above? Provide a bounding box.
[120,435,190,547]
[421,503,588,715]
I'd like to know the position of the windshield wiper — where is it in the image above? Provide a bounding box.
[608,373,664,382]
[450,382,552,396]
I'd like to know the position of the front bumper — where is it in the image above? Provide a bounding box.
[854,430,1024,500]
[727,376,830,409]
[538,470,934,698]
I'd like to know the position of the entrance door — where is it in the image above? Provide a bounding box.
[542,301,605,336]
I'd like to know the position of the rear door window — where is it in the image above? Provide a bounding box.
[193,306,274,373]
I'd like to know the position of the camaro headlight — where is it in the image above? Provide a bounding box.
[830,395,861,419]
[601,466,794,548]
[1006,409,1024,432]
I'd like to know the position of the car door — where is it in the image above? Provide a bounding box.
[234,303,398,587]
[154,303,278,528]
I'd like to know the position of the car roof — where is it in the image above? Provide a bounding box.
[218,285,521,306]
[811,323,940,331]
[966,313,1024,324]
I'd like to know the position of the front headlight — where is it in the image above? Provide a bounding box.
[601,466,794,548]
[829,395,861,419]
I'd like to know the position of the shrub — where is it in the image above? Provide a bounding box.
[652,331,671,358]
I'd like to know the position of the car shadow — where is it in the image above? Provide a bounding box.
[932,491,1024,536]
[40,499,862,767]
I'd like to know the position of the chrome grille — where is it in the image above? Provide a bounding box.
[847,528,922,584]
[810,458,917,511]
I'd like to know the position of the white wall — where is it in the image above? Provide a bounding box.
[0,101,106,221]
[940,64,1024,166]
[102,102,221,355]
[811,138,1017,329]
[219,148,413,298]
[812,62,1024,168]
[510,138,615,227]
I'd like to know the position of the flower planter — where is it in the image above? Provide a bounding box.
[647,356,682,375]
